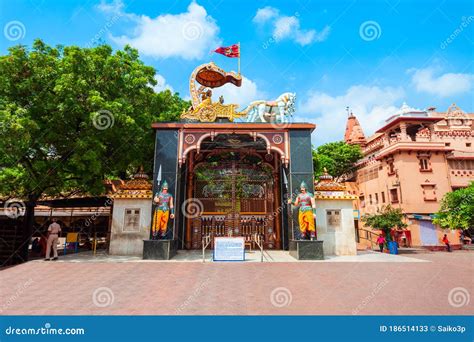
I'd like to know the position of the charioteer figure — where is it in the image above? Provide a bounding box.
[152,181,174,239]
[288,181,317,240]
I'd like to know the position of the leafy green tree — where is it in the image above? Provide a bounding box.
[433,183,474,231]
[313,141,362,179]
[362,205,407,242]
[0,40,189,260]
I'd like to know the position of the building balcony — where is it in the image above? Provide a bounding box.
[375,141,454,160]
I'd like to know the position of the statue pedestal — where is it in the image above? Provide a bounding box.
[143,239,177,260]
[289,240,324,260]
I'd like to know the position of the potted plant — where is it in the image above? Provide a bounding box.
[362,205,407,254]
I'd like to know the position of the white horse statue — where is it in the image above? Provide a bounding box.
[242,92,296,123]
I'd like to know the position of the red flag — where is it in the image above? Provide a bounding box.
[214,44,240,58]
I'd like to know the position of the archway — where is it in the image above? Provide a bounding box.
[183,134,282,250]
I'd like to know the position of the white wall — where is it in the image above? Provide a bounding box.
[109,198,151,256]
[315,199,357,256]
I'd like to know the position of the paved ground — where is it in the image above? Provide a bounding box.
[24,249,430,263]
[0,250,472,315]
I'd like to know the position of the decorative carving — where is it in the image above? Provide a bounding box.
[416,126,431,142]
[416,127,431,137]
[314,168,358,200]
[445,103,472,129]
[184,134,196,144]
[110,167,152,199]
[446,103,466,118]
[180,62,245,122]
[272,134,283,144]
[178,130,289,167]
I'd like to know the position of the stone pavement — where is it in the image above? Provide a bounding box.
[0,250,472,315]
[25,249,430,263]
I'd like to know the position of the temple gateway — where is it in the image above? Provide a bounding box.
[108,62,357,260]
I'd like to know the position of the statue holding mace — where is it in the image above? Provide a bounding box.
[288,181,317,240]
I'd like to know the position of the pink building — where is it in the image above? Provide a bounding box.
[345,103,474,249]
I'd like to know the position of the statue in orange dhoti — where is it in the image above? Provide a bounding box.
[152,181,174,239]
[288,181,317,240]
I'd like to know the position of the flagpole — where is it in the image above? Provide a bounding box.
[238,42,241,75]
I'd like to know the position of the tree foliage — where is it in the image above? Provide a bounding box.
[361,205,407,241]
[312,141,363,179]
[0,39,189,202]
[433,183,474,231]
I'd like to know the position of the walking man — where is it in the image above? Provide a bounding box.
[45,218,61,261]
[442,234,451,252]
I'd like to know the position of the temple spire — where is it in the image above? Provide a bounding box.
[344,109,367,146]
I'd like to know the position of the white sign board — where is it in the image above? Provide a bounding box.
[214,237,245,261]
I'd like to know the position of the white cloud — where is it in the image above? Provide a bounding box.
[312,25,331,42]
[410,67,473,97]
[254,6,330,46]
[299,85,405,144]
[97,0,125,16]
[101,1,220,60]
[211,76,264,107]
[273,16,298,40]
[253,6,279,24]
[152,74,174,93]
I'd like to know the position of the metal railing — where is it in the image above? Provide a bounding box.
[202,234,212,263]
[358,228,378,250]
[252,233,264,262]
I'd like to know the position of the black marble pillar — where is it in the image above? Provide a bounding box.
[287,129,315,245]
[289,240,324,260]
[151,129,180,240]
[143,240,178,260]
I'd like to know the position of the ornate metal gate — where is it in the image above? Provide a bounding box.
[189,153,279,249]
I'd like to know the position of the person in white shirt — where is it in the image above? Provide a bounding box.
[45,218,61,261]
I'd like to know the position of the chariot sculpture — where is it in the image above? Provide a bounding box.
[180,62,295,123]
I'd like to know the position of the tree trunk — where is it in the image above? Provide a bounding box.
[384,228,392,242]
[19,195,38,263]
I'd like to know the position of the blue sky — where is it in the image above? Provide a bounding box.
[1,0,473,145]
